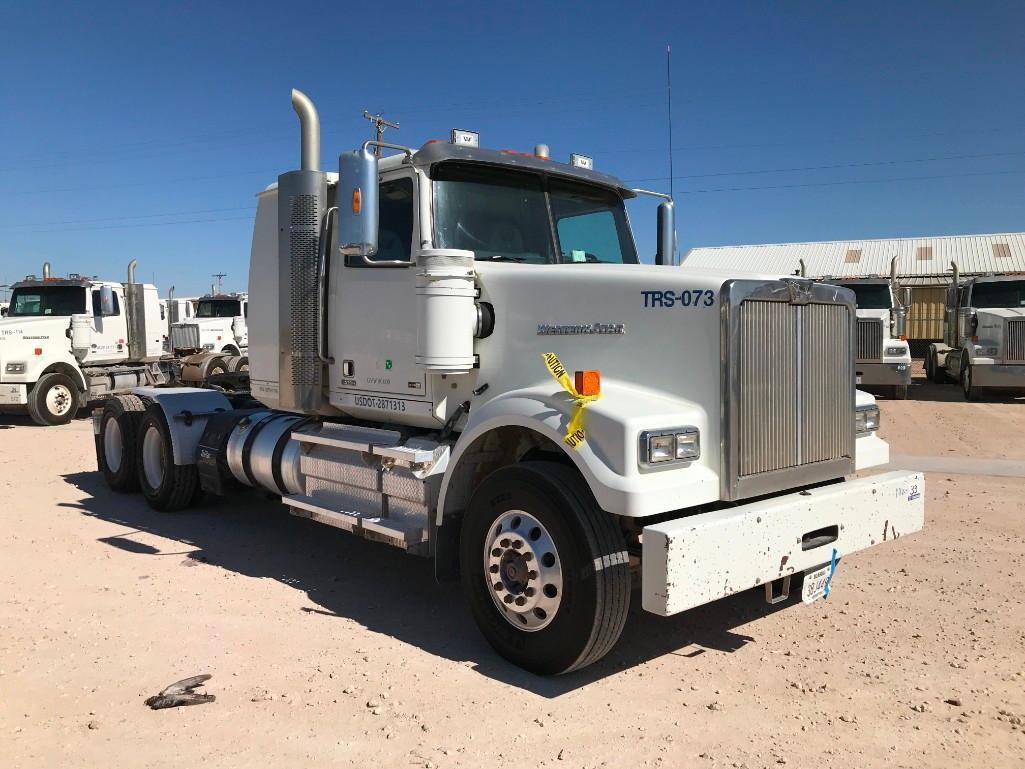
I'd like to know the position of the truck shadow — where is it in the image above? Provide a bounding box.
[62,470,801,698]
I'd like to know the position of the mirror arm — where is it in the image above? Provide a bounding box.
[361,140,415,159]
[631,188,673,201]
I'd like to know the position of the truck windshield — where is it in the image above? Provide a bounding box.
[832,283,891,310]
[432,163,639,264]
[195,299,241,317]
[7,286,86,317]
[971,280,1025,308]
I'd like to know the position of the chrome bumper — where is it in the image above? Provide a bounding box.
[641,470,924,616]
[855,362,911,386]
[971,363,1025,388]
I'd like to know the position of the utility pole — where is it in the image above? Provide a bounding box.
[363,111,400,157]
[212,272,227,295]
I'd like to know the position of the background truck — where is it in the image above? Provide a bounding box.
[92,89,923,675]
[0,261,244,425]
[160,292,198,352]
[821,258,913,399]
[168,292,248,358]
[926,262,1025,399]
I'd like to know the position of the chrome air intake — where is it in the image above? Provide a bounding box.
[277,89,327,412]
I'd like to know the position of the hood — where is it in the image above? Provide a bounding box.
[0,314,71,340]
[976,307,1025,320]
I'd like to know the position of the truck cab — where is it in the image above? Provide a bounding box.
[822,277,912,399]
[169,293,248,355]
[95,90,923,675]
[0,266,163,424]
[928,266,1025,399]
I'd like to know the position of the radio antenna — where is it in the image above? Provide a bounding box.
[666,44,675,200]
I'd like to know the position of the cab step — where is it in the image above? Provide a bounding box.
[285,494,429,553]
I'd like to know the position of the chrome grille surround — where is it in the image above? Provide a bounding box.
[856,318,884,361]
[721,279,856,501]
[1007,319,1025,364]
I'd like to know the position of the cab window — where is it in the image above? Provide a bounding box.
[349,177,414,265]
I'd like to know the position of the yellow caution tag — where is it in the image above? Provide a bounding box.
[542,352,600,449]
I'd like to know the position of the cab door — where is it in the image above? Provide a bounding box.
[328,170,428,408]
[86,286,130,363]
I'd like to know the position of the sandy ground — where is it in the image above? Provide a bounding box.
[2,373,1024,769]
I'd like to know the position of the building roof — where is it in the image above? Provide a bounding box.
[683,232,1025,286]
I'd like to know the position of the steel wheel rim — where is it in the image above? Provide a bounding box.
[103,418,123,473]
[484,510,563,632]
[46,384,73,416]
[142,424,165,490]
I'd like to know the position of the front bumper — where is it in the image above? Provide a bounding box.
[855,361,912,386]
[970,363,1025,388]
[0,383,28,405]
[641,470,924,615]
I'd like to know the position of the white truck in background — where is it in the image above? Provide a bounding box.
[92,89,924,675]
[819,258,913,399]
[160,292,198,352]
[0,302,8,317]
[169,292,248,358]
[926,262,1025,399]
[0,262,246,425]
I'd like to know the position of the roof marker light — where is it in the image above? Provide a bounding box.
[570,153,593,170]
[450,129,479,148]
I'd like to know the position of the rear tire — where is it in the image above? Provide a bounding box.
[27,372,80,426]
[96,395,146,490]
[137,407,199,511]
[459,462,630,675]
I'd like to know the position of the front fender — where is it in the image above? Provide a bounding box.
[26,350,87,392]
[439,381,721,521]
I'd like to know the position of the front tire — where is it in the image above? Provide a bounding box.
[137,407,200,511]
[96,395,146,490]
[961,356,978,401]
[459,462,630,675]
[927,348,946,384]
[27,372,80,426]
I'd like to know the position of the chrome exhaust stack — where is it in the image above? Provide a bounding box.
[42,261,50,279]
[277,88,328,413]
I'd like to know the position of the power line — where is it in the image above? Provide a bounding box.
[12,215,254,235]
[674,166,1025,195]
[626,149,1025,183]
[0,205,254,230]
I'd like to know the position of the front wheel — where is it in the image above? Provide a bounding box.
[27,372,80,426]
[459,462,630,675]
[961,357,978,401]
[137,408,200,511]
[927,348,946,384]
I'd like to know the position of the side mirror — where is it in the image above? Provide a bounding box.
[99,285,115,316]
[337,147,379,259]
[655,200,676,266]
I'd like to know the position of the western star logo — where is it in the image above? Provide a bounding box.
[537,322,625,336]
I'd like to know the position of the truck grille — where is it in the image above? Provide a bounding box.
[856,319,884,361]
[726,285,855,500]
[1008,319,1025,363]
[170,324,200,351]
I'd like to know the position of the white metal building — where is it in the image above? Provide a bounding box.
[684,232,1025,350]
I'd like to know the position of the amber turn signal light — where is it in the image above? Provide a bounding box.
[575,369,601,396]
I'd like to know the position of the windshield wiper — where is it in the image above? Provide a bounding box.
[480,254,526,263]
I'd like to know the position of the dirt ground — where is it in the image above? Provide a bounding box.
[2,372,1024,769]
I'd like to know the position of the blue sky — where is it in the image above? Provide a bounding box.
[2,1,1024,296]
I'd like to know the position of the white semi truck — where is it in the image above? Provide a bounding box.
[926,262,1025,399]
[820,259,913,399]
[160,293,198,352]
[92,90,924,675]
[0,262,245,425]
[168,292,248,357]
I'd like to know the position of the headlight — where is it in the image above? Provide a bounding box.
[4,362,26,374]
[641,427,700,466]
[885,346,905,356]
[855,405,880,434]
[974,345,998,356]
[202,343,215,350]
